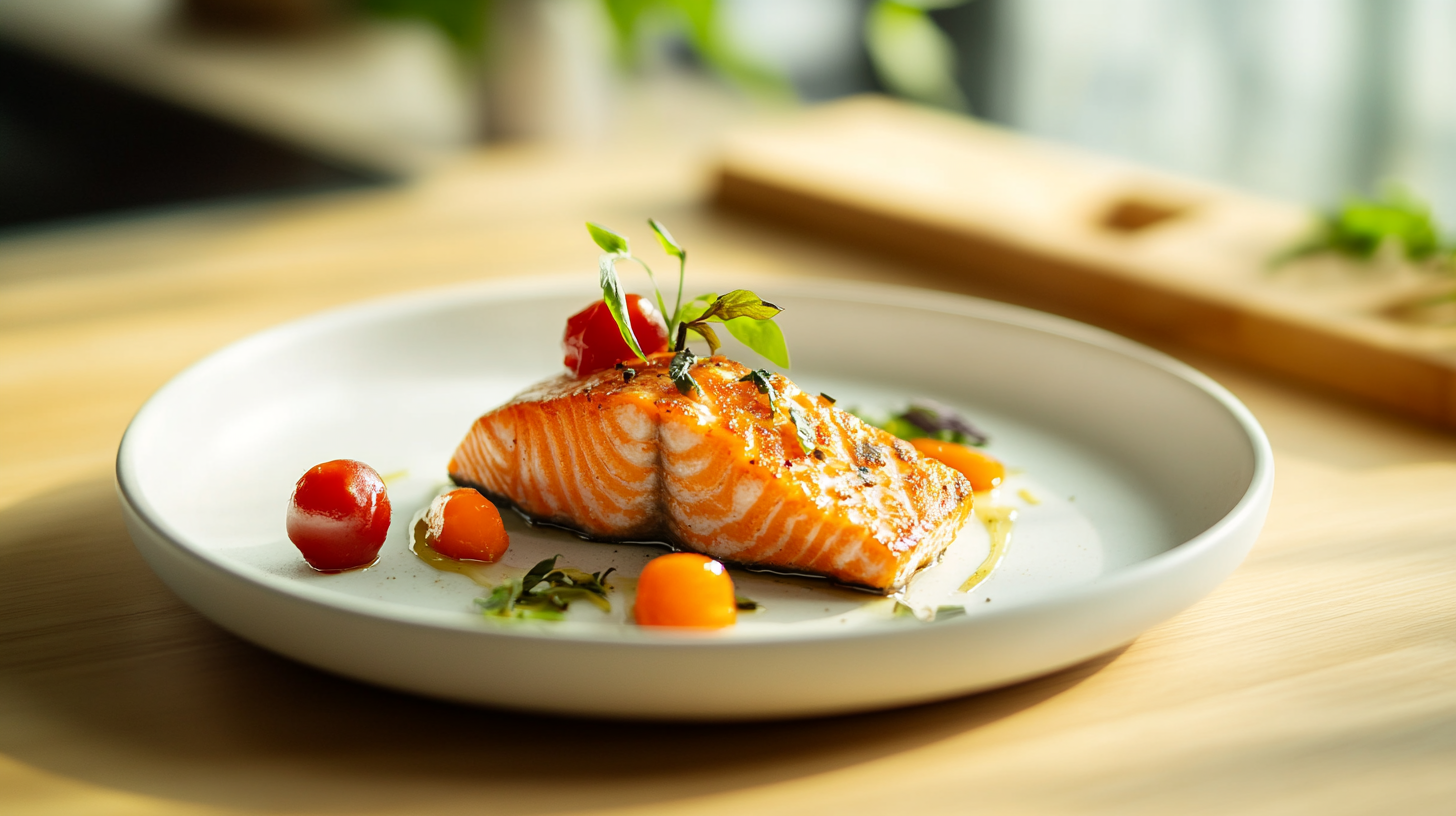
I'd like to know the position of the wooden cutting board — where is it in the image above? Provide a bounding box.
[715,96,1456,430]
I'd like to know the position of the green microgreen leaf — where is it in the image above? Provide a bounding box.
[787,401,816,455]
[724,315,790,368]
[676,293,717,326]
[687,322,722,357]
[735,595,762,612]
[586,221,629,256]
[700,289,782,322]
[670,349,700,396]
[599,254,647,361]
[648,218,684,260]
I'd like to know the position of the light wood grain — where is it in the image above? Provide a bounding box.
[716,96,1456,430]
[2,129,1455,816]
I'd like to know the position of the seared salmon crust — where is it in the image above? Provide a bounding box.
[448,354,974,593]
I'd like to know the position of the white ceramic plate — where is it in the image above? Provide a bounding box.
[117,276,1272,720]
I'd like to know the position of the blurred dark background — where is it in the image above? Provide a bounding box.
[0,0,1449,231]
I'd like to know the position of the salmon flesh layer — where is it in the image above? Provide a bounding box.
[448,355,974,593]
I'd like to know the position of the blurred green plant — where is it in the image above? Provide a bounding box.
[352,0,973,112]
[600,0,789,97]
[864,0,969,111]
[1272,186,1454,270]
[355,0,492,54]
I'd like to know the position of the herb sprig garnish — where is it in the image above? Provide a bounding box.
[475,555,615,620]
[852,400,989,447]
[1272,186,1454,269]
[587,221,791,368]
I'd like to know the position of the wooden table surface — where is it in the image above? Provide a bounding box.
[3,138,1455,816]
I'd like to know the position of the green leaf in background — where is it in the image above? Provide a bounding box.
[357,0,493,55]
[669,348,700,395]
[648,218,684,260]
[724,315,790,368]
[601,0,792,98]
[587,221,631,256]
[864,1,969,112]
[1273,186,1451,268]
[599,254,646,359]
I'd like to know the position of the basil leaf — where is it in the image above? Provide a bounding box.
[599,254,646,360]
[687,322,722,357]
[586,221,629,255]
[702,289,782,322]
[735,595,762,611]
[724,315,790,368]
[669,349,699,395]
[648,218,684,260]
[787,401,816,454]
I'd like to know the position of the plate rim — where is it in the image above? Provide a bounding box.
[116,274,1274,648]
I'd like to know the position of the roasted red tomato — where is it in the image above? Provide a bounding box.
[423,487,509,562]
[562,294,670,377]
[286,459,392,572]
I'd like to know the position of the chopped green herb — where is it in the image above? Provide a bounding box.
[738,369,779,415]
[669,349,700,395]
[787,402,817,455]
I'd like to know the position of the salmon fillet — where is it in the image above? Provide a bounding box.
[448,354,973,593]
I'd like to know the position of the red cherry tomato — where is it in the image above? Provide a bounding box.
[562,294,670,377]
[423,488,510,562]
[634,553,737,628]
[286,459,391,572]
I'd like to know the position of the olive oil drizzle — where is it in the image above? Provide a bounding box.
[410,518,507,587]
[960,502,1016,593]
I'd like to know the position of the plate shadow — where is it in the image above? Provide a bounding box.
[0,475,1123,813]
